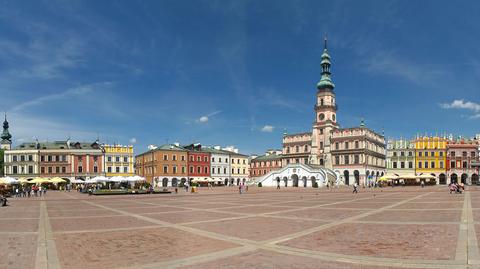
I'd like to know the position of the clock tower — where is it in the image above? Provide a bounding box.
[310,37,338,168]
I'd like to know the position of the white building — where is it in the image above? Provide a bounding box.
[253,163,339,188]
[204,146,231,185]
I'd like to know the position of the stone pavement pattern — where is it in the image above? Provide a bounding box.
[2,186,480,269]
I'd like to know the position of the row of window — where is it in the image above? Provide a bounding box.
[450,151,476,158]
[252,160,281,168]
[333,141,383,153]
[392,151,414,157]
[335,155,360,165]
[107,167,129,173]
[107,156,129,163]
[286,145,310,154]
[40,155,68,162]
[210,167,248,175]
[285,158,309,165]
[40,166,68,174]
[334,155,384,166]
[418,161,444,169]
[10,166,34,174]
[418,151,444,157]
[211,157,247,164]
[251,169,270,176]
[11,155,34,162]
[392,161,414,169]
[450,161,471,169]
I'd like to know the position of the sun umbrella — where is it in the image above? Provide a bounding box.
[18,178,29,184]
[109,176,126,183]
[90,176,109,182]
[125,176,146,182]
[49,177,66,183]
[29,177,50,184]
[0,177,19,184]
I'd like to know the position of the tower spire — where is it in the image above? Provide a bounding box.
[317,34,335,90]
[1,113,12,149]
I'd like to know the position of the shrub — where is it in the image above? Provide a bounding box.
[258,182,262,187]
[313,182,318,188]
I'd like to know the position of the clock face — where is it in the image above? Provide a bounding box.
[319,113,325,121]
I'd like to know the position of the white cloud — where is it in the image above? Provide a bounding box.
[198,116,209,123]
[196,110,221,124]
[261,125,274,132]
[129,137,137,144]
[440,99,480,112]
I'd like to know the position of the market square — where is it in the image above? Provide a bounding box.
[1,186,478,269]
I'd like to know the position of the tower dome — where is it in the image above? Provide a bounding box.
[317,37,335,90]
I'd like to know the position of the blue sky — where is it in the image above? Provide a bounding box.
[1,0,479,154]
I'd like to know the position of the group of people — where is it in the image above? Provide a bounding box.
[13,185,46,198]
[238,182,248,194]
[449,182,465,194]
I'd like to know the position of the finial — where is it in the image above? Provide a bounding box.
[283,128,288,137]
[324,34,327,50]
[360,117,365,128]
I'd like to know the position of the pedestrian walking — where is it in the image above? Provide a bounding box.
[276,178,281,190]
[353,183,358,194]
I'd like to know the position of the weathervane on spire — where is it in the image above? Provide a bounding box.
[324,33,328,50]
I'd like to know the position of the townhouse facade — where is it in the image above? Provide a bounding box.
[250,150,283,178]
[331,124,386,186]
[386,139,416,177]
[5,140,105,181]
[447,139,478,184]
[415,136,447,185]
[104,144,134,177]
[134,144,188,186]
[135,143,250,187]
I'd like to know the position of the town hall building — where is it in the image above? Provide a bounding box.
[253,38,386,187]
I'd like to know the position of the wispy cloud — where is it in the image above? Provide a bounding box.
[129,137,137,144]
[363,49,447,87]
[12,84,98,112]
[196,110,222,124]
[440,99,480,119]
[440,99,480,112]
[261,125,275,132]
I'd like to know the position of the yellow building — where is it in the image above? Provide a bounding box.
[230,153,250,184]
[103,144,134,177]
[414,136,447,184]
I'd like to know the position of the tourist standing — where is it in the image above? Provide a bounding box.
[353,182,358,194]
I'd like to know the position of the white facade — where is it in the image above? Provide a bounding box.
[4,149,39,179]
[253,163,339,188]
[210,151,231,184]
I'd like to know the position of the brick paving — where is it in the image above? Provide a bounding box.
[1,186,478,268]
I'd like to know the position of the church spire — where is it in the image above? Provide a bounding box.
[317,35,335,90]
[1,113,12,149]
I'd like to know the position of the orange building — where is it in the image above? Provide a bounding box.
[135,144,188,186]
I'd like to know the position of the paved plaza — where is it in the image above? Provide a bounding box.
[2,186,480,269]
